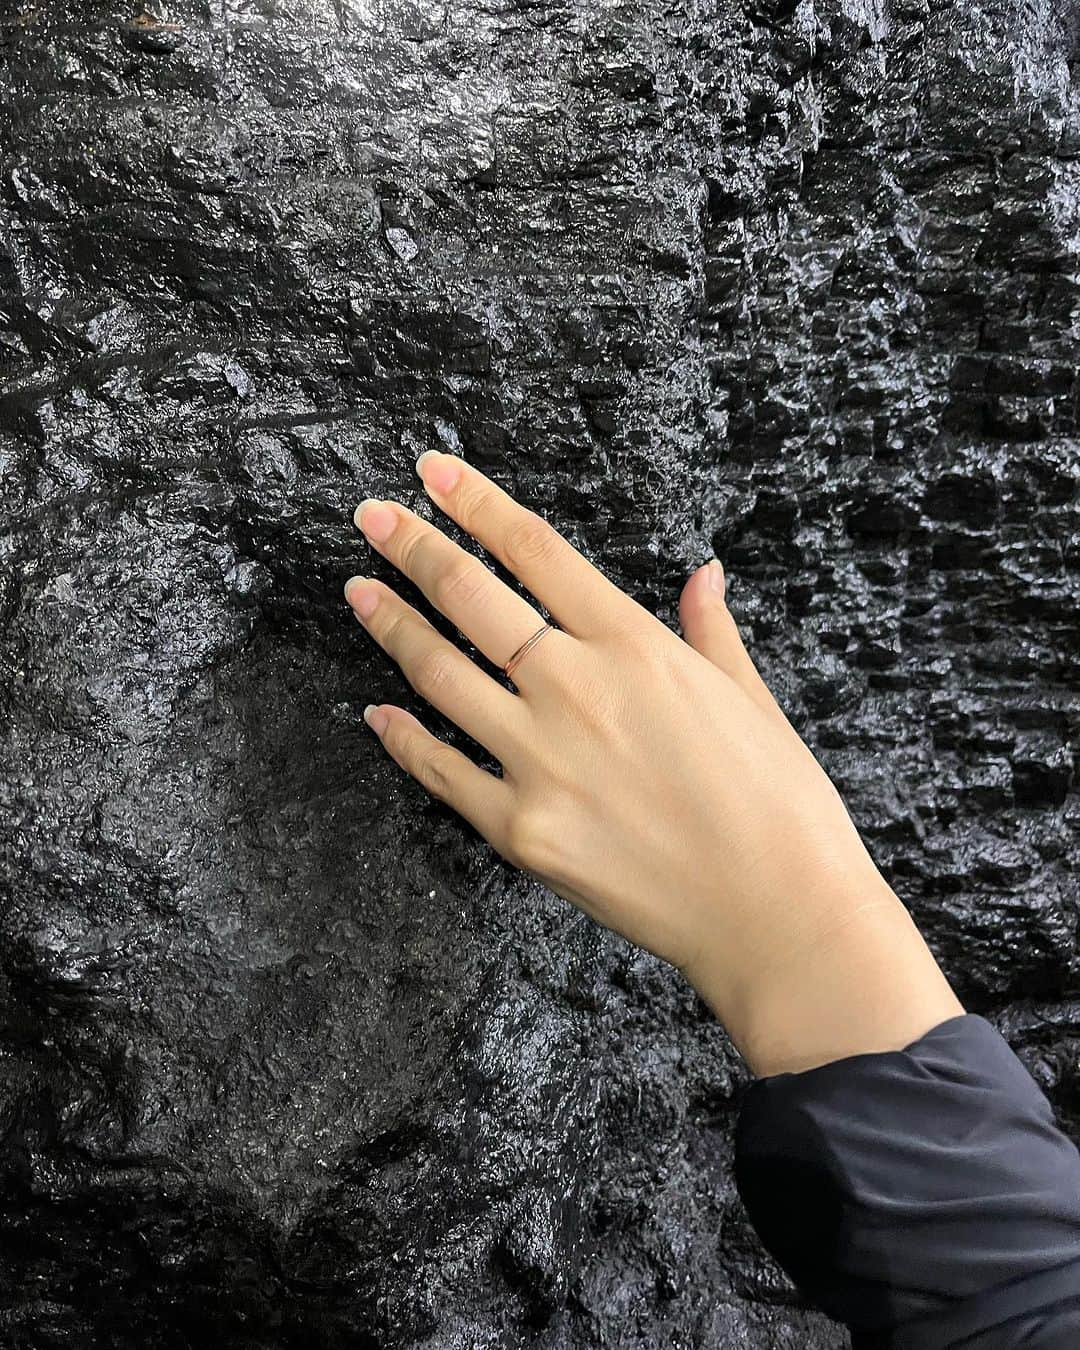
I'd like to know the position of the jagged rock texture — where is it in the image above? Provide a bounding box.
[1,0,1078,1345]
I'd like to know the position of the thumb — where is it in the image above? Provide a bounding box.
[678,561,787,726]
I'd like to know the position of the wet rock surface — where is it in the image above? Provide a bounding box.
[1,0,1078,1345]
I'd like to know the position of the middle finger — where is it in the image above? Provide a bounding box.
[355,498,561,677]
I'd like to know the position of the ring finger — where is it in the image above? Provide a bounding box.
[344,576,526,762]
[354,498,564,686]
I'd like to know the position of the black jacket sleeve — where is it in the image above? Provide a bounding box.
[734,1015,1080,1348]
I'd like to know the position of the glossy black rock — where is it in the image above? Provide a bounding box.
[1,1,1077,1346]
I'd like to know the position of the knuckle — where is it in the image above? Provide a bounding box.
[414,746,456,802]
[378,609,409,654]
[435,559,490,611]
[397,525,430,577]
[456,482,498,535]
[503,513,560,569]
[632,640,687,701]
[568,675,623,736]
[412,646,457,699]
[504,804,555,871]
[614,617,676,674]
[380,612,413,658]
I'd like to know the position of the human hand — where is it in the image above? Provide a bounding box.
[345,455,961,1074]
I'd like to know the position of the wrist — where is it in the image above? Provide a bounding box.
[685,879,963,1077]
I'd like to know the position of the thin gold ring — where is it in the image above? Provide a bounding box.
[502,622,555,682]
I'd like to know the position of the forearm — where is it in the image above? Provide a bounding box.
[685,868,963,1077]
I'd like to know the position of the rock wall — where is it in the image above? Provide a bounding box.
[1,1,1077,1345]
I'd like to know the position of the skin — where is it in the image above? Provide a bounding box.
[344,451,963,1076]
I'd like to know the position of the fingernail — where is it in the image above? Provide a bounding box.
[354,499,397,543]
[707,558,725,598]
[415,450,463,495]
[344,576,379,620]
[363,704,389,736]
[414,449,440,478]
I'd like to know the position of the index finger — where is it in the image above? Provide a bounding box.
[414,452,637,637]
